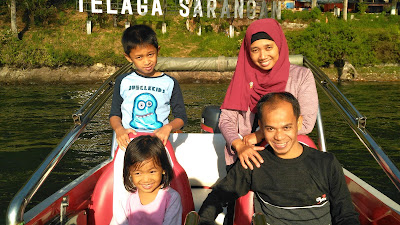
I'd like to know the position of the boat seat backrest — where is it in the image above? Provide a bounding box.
[89,133,194,225]
[233,135,317,225]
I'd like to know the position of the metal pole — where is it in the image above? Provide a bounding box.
[316,106,327,152]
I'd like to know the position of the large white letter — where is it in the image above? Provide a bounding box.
[247,0,256,19]
[79,0,83,12]
[207,0,216,18]
[234,0,243,18]
[92,0,102,13]
[121,0,133,14]
[220,0,230,18]
[193,0,203,17]
[152,0,163,15]
[259,0,269,18]
[107,0,118,14]
[179,0,189,17]
[138,0,148,15]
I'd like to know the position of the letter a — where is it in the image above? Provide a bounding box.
[193,0,203,17]
[152,0,163,15]
[220,0,230,18]
[121,0,133,14]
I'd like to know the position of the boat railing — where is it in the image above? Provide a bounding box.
[6,63,134,225]
[303,56,400,192]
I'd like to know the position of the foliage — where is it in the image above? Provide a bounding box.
[357,2,368,14]
[88,12,110,28]
[22,0,58,26]
[1,6,400,68]
[286,17,400,67]
[369,30,400,64]
[282,8,322,22]
[288,21,363,66]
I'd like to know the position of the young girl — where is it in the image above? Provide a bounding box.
[122,135,182,225]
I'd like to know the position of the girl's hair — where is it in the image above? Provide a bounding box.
[123,135,174,192]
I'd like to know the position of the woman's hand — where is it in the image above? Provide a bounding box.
[243,130,264,146]
[233,139,264,170]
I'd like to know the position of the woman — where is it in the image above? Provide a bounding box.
[219,18,318,171]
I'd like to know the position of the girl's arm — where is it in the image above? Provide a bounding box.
[162,189,182,225]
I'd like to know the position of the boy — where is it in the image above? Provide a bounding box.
[109,25,187,225]
[198,92,360,225]
[109,25,187,146]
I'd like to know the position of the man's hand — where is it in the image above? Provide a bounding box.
[154,124,172,145]
[115,127,136,150]
[233,140,264,170]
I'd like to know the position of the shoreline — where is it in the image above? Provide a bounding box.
[1,64,399,84]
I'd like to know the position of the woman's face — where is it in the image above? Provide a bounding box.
[249,39,279,71]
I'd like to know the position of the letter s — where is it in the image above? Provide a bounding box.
[179,0,189,17]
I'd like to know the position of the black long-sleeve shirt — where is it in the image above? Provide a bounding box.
[199,145,360,225]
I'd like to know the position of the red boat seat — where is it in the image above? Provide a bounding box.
[233,135,317,225]
[89,133,194,225]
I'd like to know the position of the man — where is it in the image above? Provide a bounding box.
[198,92,360,225]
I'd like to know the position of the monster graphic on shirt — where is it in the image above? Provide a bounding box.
[130,93,163,130]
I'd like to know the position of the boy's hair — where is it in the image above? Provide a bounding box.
[123,135,174,192]
[256,92,301,120]
[122,25,158,55]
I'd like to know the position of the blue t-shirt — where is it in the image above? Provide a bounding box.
[109,71,187,132]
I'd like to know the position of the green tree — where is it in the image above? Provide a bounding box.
[22,0,57,26]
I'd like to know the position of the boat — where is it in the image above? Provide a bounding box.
[6,55,400,225]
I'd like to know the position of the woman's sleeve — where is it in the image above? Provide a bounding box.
[163,190,182,225]
[297,68,318,135]
[219,109,240,154]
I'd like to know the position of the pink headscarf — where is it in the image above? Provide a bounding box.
[221,19,290,113]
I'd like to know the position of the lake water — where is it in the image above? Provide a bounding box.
[1,81,399,224]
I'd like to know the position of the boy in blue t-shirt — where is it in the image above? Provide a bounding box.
[109,25,187,147]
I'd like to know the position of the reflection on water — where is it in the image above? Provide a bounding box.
[0,82,399,224]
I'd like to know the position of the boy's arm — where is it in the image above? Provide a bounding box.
[329,155,360,225]
[199,162,252,224]
[169,77,188,126]
[154,76,187,145]
[110,116,136,150]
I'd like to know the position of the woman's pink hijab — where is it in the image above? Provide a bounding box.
[221,18,290,113]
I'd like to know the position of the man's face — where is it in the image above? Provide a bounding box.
[258,100,303,159]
